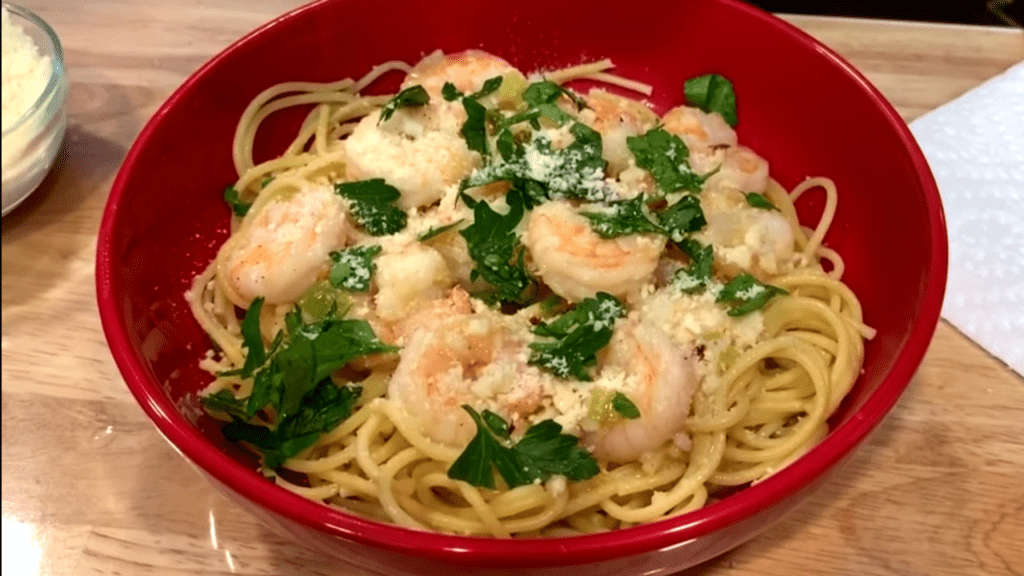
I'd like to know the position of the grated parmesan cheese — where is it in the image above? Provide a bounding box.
[1,7,51,131]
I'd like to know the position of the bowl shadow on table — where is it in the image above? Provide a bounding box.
[1,124,125,307]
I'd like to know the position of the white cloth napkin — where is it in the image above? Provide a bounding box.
[910,60,1024,375]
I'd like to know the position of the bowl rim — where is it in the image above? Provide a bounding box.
[96,0,948,566]
[1,2,67,138]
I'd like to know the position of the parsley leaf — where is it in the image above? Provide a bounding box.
[657,194,707,241]
[208,305,396,471]
[580,195,663,239]
[461,96,490,157]
[201,389,249,421]
[223,380,362,470]
[529,293,626,381]
[472,76,504,99]
[684,73,738,127]
[239,296,267,376]
[328,245,381,292]
[447,407,599,489]
[378,85,430,124]
[745,192,778,211]
[611,392,641,419]
[459,189,535,303]
[626,128,706,194]
[442,82,461,102]
[417,220,464,242]
[673,238,715,294]
[223,185,252,217]
[716,273,788,316]
[334,179,408,236]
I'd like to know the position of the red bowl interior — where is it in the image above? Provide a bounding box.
[96,0,947,568]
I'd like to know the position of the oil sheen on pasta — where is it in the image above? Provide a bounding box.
[187,49,873,537]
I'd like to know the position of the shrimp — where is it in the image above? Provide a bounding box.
[703,207,796,278]
[706,145,770,194]
[217,184,349,308]
[373,240,454,323]
[661,105,738,150]
[403,49,519,102]
[578,89,659,176]
[584,320,698,464]
[387,309,547,448]
[522,200,664,303]
[343,51,520,210]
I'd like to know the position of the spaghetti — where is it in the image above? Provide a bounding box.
[187,49,871,537]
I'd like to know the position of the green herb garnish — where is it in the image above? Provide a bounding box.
[529,292,626,381]
[379,85,430,123]
[447,407,599,489]
[611,392,641,419]
[223,185,252,217]
[716,273,788,316]
[579,195,663,239]
[684,73,738,127]
[745,192,778,211]
[626,128,706,194]
[334,179,408,236]
[202,304,395,470]
[417,220,465,242]
[328,245,382,292]
[673,239,715,294]
[459,190,534,304]
[657,195,707,241]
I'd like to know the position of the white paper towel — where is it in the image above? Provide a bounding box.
[910,60,1024,376]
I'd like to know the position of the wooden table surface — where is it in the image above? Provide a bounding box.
[2,2,1023,575]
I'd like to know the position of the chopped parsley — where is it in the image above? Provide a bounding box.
[579,195,663,239]
[378,85,430,124]
[657,194,707,241]
[529,292,626,381]
[223,185,252,217]
[202,302,395,470]
[673,239,715,294]
[417,220,464,242]
[328,245,381,292]
[499,80,583,128]
[745,192,778,211]
[716,273,788,316]
[626,128,706,194]
[442,76,505,157]
[462,123,613,204]
[334,179,408,236]
[461,96,490,156]
[611,392,641,419]
[447,407,599,489]
[684,73,738,127]
[459,190,535,304]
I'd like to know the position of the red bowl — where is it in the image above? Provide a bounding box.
[96,0,947,573]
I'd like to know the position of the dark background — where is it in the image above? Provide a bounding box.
[748,0,1022,26]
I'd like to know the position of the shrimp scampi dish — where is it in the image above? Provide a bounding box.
[188,50,873,536]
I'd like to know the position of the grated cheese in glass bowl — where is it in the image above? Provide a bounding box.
[1,3,67,216]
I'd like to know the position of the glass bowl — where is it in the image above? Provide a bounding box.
[1,2,68,216]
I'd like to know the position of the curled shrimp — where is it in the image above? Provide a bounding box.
[578,89,659,176]
[662,105,737,150]
[387,309,547,448]
[343,51,518,210]
[522,200,664,303]
[404,49,519,102]
[584,320,698,464]
[373,240,455,323]
[216,184,349,307]
[706,145,770,194]
[703,205,797,278]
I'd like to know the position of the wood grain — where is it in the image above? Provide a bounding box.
[2,2,1022,575]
